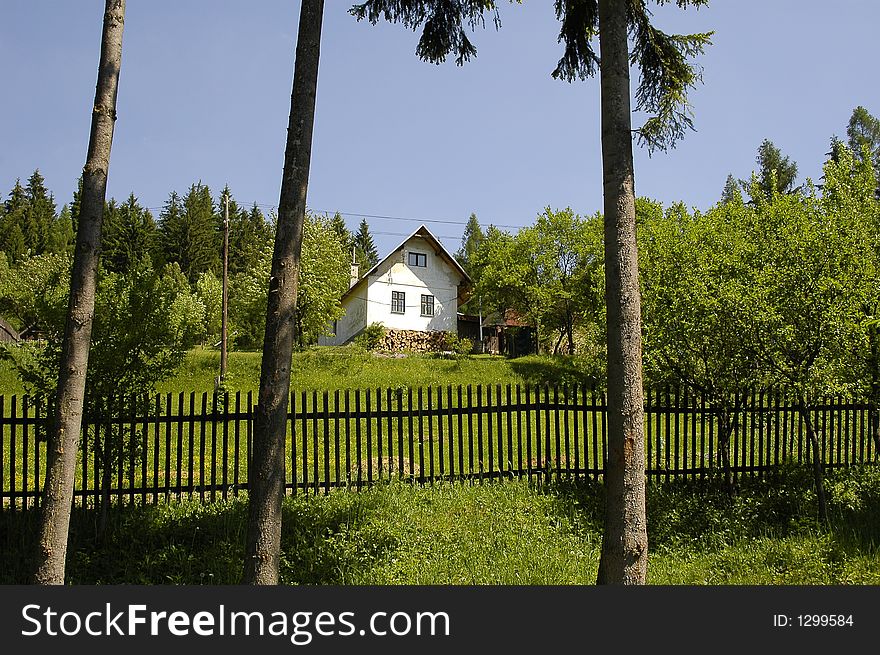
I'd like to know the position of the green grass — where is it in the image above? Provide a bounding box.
[0,346,601,397]
[3,464,879,585]
[0,356,24,395]
[161,347,539,394]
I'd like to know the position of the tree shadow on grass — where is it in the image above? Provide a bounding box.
[509,356,603,390]
[0,490,398,585]
[539,465,880,566]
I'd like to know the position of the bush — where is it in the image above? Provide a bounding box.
[354,322,386,351]
[443,332,473,356]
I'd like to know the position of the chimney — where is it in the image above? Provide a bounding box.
[349,248,359,288]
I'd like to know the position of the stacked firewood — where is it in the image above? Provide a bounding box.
[376,329,452,353]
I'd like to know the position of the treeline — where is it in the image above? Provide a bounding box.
[0,176,275,281]
[0,177,388,407]
[0,177,393,350]
[458,106,880,399]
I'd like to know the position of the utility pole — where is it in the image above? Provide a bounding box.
[478,295,483,354]
[220,192,229,383]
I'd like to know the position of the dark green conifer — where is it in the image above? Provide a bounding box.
[353,217,378,272]
[102,193,158,273]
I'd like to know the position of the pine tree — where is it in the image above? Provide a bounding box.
[70,176,84,234]
[47,205,75,256]
[229,201,274,275]
[455,212,484,275]
[352,0,712,584]
[102,193,158,273]
[720,174,742,204]
[0,180,28,262]
[747,139,798,199]
[23,170,57,256]
[329,211,353,253]
[847,106,880,171]
[159,183,219,283]
[352,218,378,272]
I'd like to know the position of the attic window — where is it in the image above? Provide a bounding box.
[408,252,427,268]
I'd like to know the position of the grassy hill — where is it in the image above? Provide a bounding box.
[0,346,602,396]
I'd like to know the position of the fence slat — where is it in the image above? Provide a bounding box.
[3,387,879,507]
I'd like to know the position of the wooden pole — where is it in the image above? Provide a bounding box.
[220,192,229,383]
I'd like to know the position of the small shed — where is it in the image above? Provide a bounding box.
[0,317,20,344]
[483,310,537,357]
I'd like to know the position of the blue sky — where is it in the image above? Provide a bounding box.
[2,1,879,256]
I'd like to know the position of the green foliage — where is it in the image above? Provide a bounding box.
[228,242,272,350]
[354,322,386,351]
[352,217,378,273]
[3,466,879,584]
[226,192,274,276]
[442,332,473,356]
[158,185,219,283]
[455,212,484,276]
[0,173,67,263]
[847,105,880,173]
[352,1,710,153]
[228,211,349,350]
[3,262,205,402]
[102,193,159,273]
[296,213,351,347]
[744,139,799,200]
[473,207,603,355]
[195,271,223,346]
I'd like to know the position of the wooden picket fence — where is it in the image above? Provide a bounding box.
[1,386,877,509]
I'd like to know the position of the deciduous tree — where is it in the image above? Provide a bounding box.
[351,0,711,584]
[243,0,325,585]
[34,0,126,585]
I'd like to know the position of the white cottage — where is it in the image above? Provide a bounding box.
[319,225,472,347]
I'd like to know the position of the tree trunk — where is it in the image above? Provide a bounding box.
[242,0,324,585]
[33,0,125,585]
[796,402,829,526]
[595,0,648,585]
[868,325,880,457]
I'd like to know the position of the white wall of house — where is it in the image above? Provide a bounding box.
[318,234,465,346]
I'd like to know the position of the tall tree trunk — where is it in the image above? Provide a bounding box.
[242,0,324,585]
[33,0,125,586]
[595,0,648,585]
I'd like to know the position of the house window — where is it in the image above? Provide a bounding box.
[408,251,427,268]
[391,290,406,314]
[421,294,434,317]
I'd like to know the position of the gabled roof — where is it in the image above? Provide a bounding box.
[0,317,20,342]
[341,224,472,303]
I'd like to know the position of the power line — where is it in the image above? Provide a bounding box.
[141,201,523,232]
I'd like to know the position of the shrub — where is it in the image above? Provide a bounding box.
[443,332,473,356]
[354,322,386,351]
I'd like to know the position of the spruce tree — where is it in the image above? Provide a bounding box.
[47,205,75,256]
[455,212,484,276]
[747,139,798,199]
[229,201,274,275]
[352,217,378,272]
[847,106,880,171]
[0,181,28,262]
[329,211,353,254]
[102,193,158,273]
[159,184,219,283]
[23,170,57,256]
[720,174,742,204]
[351,0,712,586]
